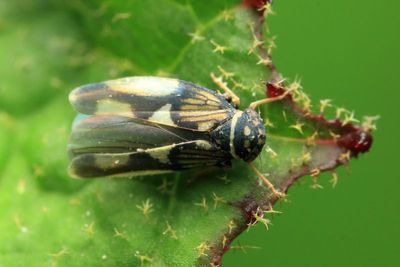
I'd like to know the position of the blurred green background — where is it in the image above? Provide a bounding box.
[224,0,400,266]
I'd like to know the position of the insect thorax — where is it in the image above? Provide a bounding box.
[211,109,266,162]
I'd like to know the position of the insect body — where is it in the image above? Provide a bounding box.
[68,76,288,197]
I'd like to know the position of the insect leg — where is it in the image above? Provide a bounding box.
[248,89,292,110]
[210,72,240,108]
[248,162,286,199]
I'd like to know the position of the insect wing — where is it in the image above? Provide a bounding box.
[68,114,212,155]
[69,140,231,178]
[69,76,235,131]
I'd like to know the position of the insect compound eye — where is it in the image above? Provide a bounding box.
[233,109,266,162]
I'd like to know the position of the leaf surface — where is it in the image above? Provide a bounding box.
[0,1,373,266]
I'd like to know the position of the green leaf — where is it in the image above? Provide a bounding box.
[0,7,83,116]
[0,1,374,266]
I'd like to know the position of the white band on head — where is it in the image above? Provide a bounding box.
[229,111,243,159]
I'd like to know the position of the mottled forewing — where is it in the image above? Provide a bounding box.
[69,140,232,178]
[68,114,200,155]
[69,76,235,131]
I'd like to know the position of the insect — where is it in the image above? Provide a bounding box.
[68,74,289,198]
